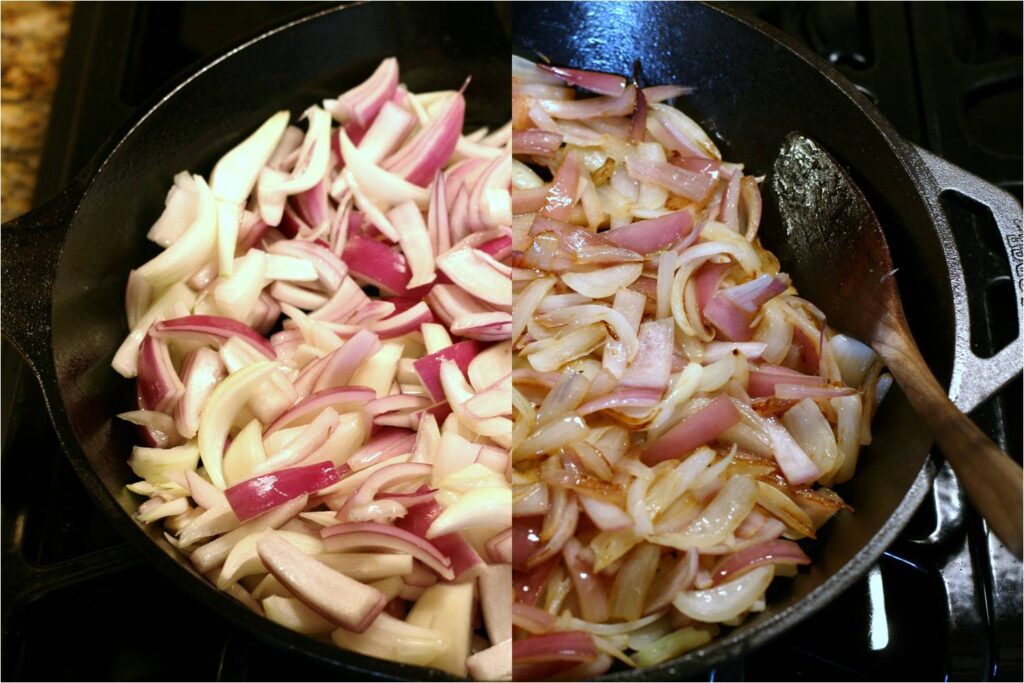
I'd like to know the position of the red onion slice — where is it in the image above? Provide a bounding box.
[703,292,755,342]
[378,485,437,509]
[563,537,610,622]
[356,101,416,163]
[620,318,675,393]
[719,274,787,314]
[309,277,371,323]
[512,129,564,156]
[604,209,695,255]
[512,602,557,634]
[644,84,691,102]
[152,315,275,359]
[643,395,742,465]
[264,386,376,435]
[426,169,452,255]
[575,389,663,417]
[384,90,466,187]
[514,553,555,606]
[268,239,348,293]
[710,539,810,586]
[412,340,482,403]
[366,302,434,340]
[539,85,636,120]
[321,522,454,581]
[579,495,634,532]
[327,57,398,129]
[388,200,435,288]
[311,330,381,393]
[539,151,582,222]
[644,548,699,614]
[292,177,331,232]
[396,499,487,583]
[625,150,716,201]
[747,365,823,398]
[336,462,432,522]
[792,324,823,375]
[342,234,431,298]
[539,64,627,96]
[174,347,225,439]
[185,469,228,510]
[346,428,417,471]
[118,409,183,449]
[136,334,184,413]
[225,461,340,522]
[257,408,337,474]
[629,83,648,143]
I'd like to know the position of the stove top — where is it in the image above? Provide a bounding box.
[2,2,1021,681]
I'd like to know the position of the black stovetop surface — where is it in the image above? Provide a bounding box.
[2,2,1021,681]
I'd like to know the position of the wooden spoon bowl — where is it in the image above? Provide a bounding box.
[764,133,1022,558]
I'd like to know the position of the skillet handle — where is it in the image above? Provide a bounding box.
[1,184,83,373]
[914,146,1024,414]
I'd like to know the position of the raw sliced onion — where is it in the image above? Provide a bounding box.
[117,58,512,680]
[264,386,376,435]
[225,461,340,522]
[212,111,290,204]
[396,499,485,583]
[152,315,276,359]
[257,531,385,632]
[321,522,455,581]
[136,334,184,413]
[174,347,225,439]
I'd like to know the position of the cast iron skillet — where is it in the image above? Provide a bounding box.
[1,3,509,680]
[511,2,1022,679]
[2,1,1021,680]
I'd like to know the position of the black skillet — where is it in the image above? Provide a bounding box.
[1,3,508,679]
[2,0,1021,680]
[512,1,1022,679]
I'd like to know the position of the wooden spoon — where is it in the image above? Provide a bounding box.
[765,133,1022,558]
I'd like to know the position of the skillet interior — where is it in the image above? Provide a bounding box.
[513,2,949,678]
[48,3,508,679]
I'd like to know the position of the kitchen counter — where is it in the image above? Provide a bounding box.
[1,1,71,222]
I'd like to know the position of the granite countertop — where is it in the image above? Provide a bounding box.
[1,1,71,223]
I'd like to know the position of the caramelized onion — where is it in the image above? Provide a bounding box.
[513,56,877,677]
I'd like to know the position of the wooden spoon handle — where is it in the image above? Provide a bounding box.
[880,337,1023,558]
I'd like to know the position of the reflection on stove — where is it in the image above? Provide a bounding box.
[866,566,889,652]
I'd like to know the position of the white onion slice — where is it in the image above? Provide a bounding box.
[672,565,774,622]
[197,361,278,488]
[561,263,643,299]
